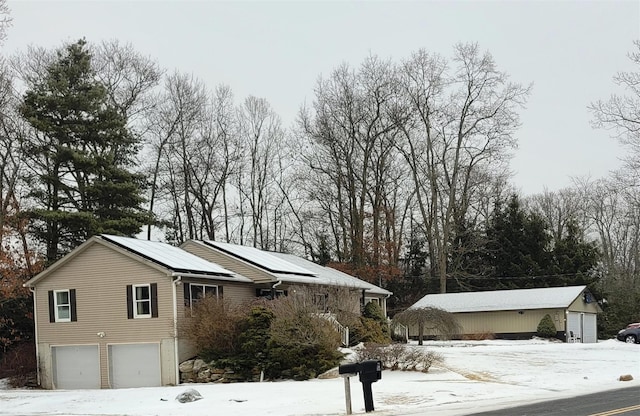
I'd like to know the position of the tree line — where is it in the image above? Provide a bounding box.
[1,34,639,355]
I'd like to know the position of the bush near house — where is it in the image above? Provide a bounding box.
[345,301,391,345]
[182,294,344,381]
[536,314,557,338]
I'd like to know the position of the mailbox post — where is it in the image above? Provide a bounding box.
[338,363,359,415]
[338,360,382,414]
[358,360,382,412]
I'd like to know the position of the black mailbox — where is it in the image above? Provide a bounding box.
[339,362,360,375]
[358,360,382,383]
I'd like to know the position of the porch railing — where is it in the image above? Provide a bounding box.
[317,313,350,347]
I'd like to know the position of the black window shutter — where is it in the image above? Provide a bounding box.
[151,283,158,318]
[183,282,191,307]
[70,289,77,322]
[126,285,133,319]
[48,290,55,323]
[218,286,223,299]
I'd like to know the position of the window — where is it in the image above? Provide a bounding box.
[313,293,328,313]
[365,297,380,306]
[55,290,70,321]
[256,288,286,299]
[134,284,151,318]
[190,284,218,305]
[127,283,158,319]
[48,289,77,323]
[183,282,223,308]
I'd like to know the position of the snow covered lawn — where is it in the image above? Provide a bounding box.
[1,339,637,416]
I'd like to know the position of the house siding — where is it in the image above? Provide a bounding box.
[181,241,275,283]
[177,278,256,320]
[455,308,565,336]
[408,308,567,339]
[568,297,601,313]
[34,242,177,388]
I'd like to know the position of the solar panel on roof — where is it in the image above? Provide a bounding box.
[101,235,233,276]
[203,241,316,276]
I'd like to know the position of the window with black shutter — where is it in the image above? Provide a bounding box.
[48,289,77,323]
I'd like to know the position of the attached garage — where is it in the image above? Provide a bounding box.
[108,343,161,388]
[52,345,100,389]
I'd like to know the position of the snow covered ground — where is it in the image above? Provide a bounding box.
[0,339,638,416]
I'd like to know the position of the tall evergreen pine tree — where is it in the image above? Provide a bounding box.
[19,39,150,263]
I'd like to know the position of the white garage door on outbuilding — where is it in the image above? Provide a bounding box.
[52,345,100,389]
[108,343,161,388]
[567,312,598,343]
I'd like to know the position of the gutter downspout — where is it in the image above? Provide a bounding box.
[172,276,182,385]
[383,293,391,318]
[271,280,282,298]
[28,287,40,386]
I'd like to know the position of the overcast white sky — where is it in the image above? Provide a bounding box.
[4,1,639,195]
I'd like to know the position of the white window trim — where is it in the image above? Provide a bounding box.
[54,289,71,323]
[190,284,218,307]
[133,284,152,319]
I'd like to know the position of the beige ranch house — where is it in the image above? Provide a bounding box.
[406,286,601,343]
[24,234,390,390]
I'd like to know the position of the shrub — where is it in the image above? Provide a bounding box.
[356,342,443,373]
[462,332,496,340]
[214,304,274,379]
[346,302,391,344]
[536,314,557,338]
[266,294,343,380]
[181,288,351,381]
[178,297,245,361]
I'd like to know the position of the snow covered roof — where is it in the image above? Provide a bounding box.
[101,235,237,277]
[202,241,317,276]
[268,252,391,296]
[197,240,391,295]
[410,285,588,313]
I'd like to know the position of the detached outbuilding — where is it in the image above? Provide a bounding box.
[406,285,601,343]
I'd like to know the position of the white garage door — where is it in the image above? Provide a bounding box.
[567,312,598,343]
[108,343,161,388]
[52,345,100,389]
[567,312,582,342]
[582,313,597,343]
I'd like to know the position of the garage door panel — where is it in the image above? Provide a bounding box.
[109,343,161,388]
[567,312,581,341]
[52,345,100,389]
[582,313,597,343]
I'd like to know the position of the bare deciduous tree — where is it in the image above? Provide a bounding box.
[299,56,407,270]
[589,40,640,187]
[398,43,531,293]
[526,187,589,244]
[0,0,11,46]
[236,96,284,249]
